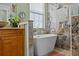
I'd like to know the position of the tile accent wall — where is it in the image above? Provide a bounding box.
[33,28,48,35]
[47,4,71,50]
[72,16,79,56]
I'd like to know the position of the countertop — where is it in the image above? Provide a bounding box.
[0,27,24,30]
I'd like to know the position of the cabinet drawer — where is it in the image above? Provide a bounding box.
[0,29,24,37]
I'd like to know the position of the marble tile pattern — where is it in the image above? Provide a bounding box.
[47,15,70,50]
[72,16,79,56]
[55,34,70,50]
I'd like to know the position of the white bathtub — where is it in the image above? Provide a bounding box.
[33,34,57,56]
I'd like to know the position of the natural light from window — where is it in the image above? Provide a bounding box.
[30,3,44,28]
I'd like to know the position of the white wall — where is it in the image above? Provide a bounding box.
[16,3,29,20]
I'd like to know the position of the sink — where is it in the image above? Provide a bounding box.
[0,21,8,28]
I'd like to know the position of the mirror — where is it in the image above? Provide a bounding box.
[0,4,10,21]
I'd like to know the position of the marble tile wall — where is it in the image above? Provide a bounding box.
[33,28,48,35]
[72,16,79,56]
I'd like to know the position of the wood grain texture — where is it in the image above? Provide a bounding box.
[0,29,24,56]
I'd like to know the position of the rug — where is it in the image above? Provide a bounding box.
[45,51,65,56]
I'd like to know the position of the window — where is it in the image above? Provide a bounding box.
[30,3,45,28]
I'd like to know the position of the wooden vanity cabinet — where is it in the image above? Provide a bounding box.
[0,28,24,56]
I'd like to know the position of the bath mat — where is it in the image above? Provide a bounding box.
[45,51,65,56]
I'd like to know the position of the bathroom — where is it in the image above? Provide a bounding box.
[0,3,79,56]
[31,3,79,56]
[32,3,71,56]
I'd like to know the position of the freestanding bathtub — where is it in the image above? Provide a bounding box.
[33,34,57,56]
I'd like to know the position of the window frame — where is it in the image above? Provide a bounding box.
[29,3,45,29]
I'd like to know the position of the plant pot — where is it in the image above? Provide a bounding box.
[10,22,19,27]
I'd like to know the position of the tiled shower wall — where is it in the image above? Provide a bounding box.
[48,4,79,56]
[47,3,71,50]
[72,16,79,56]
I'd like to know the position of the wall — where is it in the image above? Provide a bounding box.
[16,3,29,20]
[47,3,71,50]
[47,3,70,34]
[0,3,30,21]
[48,3,79,50]
[48,4,57,33]
[71,4,79,16]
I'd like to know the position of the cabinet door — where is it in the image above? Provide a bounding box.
[0,29,24,56]
[2,37,18,56]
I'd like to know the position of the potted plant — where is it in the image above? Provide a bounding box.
[9,16,20,27]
